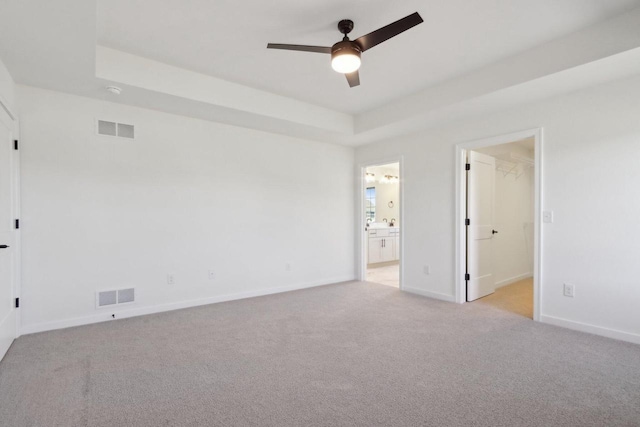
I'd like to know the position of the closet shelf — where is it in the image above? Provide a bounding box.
[494,153,533,179]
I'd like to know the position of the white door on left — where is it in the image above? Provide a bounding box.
[466,150,496,301]
[0,111,17,360]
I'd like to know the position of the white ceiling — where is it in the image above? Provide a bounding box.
[3,1,640,146]
[97,0,640,114]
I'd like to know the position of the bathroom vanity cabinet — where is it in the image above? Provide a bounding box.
[368,227,399,264]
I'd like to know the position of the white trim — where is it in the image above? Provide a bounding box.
[455,128,543,322]
[20,275,356,335]
[403,286,456,303]
[540,314,640,345]
[11,118,21,339]
[0,93,16,122]
[0,106,20,350]
[495,273,533,289]
[0,309,15,361]
[357,156,404,290]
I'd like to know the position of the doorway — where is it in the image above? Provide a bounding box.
[456,129,542,320]
[361,161,402,288]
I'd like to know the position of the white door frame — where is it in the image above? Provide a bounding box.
[0,94,20,339]
[357,156,404,290]
[455,128,543,321]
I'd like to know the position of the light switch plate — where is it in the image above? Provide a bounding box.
[543,210,554,223]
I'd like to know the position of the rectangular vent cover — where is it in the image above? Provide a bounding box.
[117,288,135,304]
[98,290,117,307]
[97,288,135,308]
[97,120,135,139]
[98,120,117,136]
[117,123,135,139]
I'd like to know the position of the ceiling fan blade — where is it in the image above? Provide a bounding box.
[267,43,331,54]
[345,70,360,88]
[354,12,423,52]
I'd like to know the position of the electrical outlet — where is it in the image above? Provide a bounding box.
[285,263,291,272]
[563,283,575,298]
[208,270,216,280]
[167,274,175,285]
[423,265,430,275]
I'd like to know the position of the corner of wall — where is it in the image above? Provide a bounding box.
[0,56,16,116]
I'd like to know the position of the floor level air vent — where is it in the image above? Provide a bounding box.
[98,290,117,307]
[97,120,135,139]
[97,288,135,308]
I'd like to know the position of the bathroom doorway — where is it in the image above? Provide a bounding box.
[362,161,401,288]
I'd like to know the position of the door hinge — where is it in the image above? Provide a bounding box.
[14,140,18,150]
[15,219,19,229]
[465,273,470,281]
[15,298,19,308]
[465,218,470,226]
[465,163,470,171]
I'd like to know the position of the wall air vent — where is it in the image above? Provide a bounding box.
[97,288,135,308]
[98,290,117,307]
[97,120,135,139]
[117,288,135,304]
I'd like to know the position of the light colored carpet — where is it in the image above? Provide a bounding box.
[366,261,399,288]
[1,281,639,427]
[476,278,533,319]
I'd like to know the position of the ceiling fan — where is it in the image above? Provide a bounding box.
[267,12,423,88]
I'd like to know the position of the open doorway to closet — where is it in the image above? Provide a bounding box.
[469,139,534,317]
[363,162,401,288]
[457,129,541,320]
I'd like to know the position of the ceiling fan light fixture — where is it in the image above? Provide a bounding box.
[331,42,361,74]
[267,12,423,87]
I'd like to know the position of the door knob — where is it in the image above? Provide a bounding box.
[492,230,498,234]
[0,245,9,249]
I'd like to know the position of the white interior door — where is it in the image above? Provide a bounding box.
[466,150,496,301]
[0,111,17,360]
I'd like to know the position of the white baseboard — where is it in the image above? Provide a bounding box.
[495,272,532,289]
[21,275,356,336]
[403,286,456,303]
[0,309,16,361]
[540,314,640,345]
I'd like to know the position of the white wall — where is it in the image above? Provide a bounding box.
[355,75,640,344]
[18,86,355,333]
[475,144,534,287]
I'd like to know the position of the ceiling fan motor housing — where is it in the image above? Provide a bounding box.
[331,41,361,58]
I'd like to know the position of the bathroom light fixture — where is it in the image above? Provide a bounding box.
[365,172,376,183]
[379,174,399,184]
